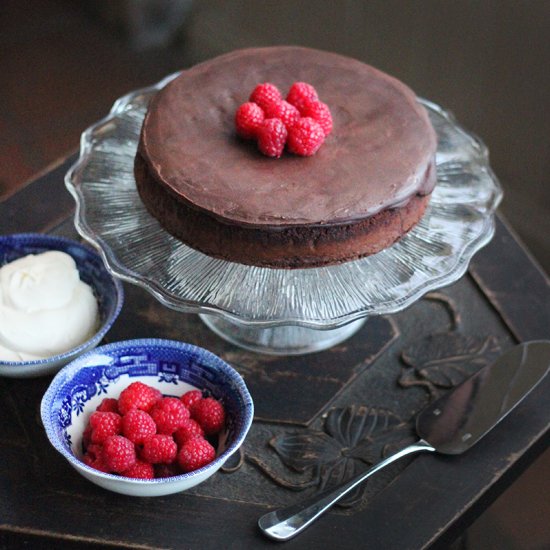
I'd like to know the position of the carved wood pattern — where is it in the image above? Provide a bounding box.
[248,406,414,507]
[399,333,502,398]
[399,292,502,398]
[245,291,505,510]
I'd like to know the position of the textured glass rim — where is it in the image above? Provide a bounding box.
[65,74,503,330]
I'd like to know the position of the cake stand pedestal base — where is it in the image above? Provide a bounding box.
[199,314,366,355]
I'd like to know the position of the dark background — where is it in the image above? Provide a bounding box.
[1,1,549,548]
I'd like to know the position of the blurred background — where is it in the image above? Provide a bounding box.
[1,1,549,548]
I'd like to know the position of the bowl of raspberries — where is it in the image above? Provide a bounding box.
[41,338,254,496]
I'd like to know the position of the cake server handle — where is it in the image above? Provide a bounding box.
[257,439,434,541]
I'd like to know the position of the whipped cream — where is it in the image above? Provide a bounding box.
[0,251,99,362]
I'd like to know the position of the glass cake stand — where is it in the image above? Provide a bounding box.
[65,73,502,355]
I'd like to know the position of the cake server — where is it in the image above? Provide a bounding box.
[258,340,550,541]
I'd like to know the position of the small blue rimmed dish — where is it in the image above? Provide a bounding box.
[40,338,254,497]
[0,233,124,378]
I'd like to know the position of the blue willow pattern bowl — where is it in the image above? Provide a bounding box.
[41,339,254,497]
[0,233,124,378]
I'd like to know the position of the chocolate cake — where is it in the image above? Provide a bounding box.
[135,47,437,268]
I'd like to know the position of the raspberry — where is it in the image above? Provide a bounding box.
[191,397,226,435]
[181,389,203,410]
[89,411,122,445]
[249,82,282,110]
[95,398,119,413]
[82,424,92,450]
[300,100,333,136]
[263,100,300,130]
[154,462,181,478]
[122,459,155,480]
[177,437,216,472]
[287,117,325,157]
[257,118,288,158]
[82,444,110,473]
[102,435,136,473]
[118,382,162,415]
[286,82,319,112]
[174,418,205,446]
[141,434,178,464]
[235,102,265,139]
[121,409,157,444]
[150,397,190,435]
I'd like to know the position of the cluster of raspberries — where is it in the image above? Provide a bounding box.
[235,81,333,158]
[81,382,226,479]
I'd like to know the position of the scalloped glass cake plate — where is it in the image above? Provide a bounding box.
[66,73,502,355]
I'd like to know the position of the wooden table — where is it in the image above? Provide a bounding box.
[1,155,549,549]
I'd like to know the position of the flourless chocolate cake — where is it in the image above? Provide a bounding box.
[135,47,437,268]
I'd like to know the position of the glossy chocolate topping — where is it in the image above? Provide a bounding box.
[139,46,437,228]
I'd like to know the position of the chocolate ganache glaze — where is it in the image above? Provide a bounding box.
[136,46,437,268]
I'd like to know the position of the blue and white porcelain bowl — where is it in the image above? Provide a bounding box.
[41,339,254,497]
[0,233,124,378]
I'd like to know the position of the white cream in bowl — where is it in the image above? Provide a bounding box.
[0,251,99,361]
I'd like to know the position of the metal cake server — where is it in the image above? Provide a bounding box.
[258,340,550,541]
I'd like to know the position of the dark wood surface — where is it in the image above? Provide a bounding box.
[0,157,548,549]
